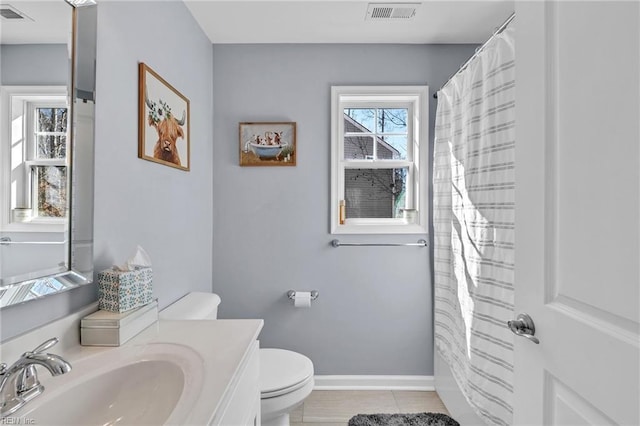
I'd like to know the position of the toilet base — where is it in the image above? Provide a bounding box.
[261,377,313,426]
[262,413,290,426]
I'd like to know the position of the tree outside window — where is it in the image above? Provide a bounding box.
[32,106,68,218]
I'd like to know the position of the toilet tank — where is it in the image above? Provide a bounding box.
[159,292,221,320]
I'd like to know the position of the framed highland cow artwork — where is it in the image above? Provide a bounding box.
[239,122,296,166]
[138,63,190,171]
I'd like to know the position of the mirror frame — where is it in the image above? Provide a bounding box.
[0,2,96,308]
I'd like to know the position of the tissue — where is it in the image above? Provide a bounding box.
[113,245,152,271]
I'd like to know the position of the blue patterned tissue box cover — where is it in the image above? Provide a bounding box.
[97,267,153,313]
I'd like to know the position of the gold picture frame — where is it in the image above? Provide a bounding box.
[239,122,296,166]
[138,63,190,171]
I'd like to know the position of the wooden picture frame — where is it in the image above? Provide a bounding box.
[138,63,190,171]
[239,122,296,166]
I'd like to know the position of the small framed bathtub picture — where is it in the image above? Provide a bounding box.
[239,122,296,167]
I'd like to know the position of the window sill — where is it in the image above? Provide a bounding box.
[1,220,66,233]
[331,220,428,235]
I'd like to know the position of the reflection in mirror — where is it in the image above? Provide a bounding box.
[0,86,70,282]
[0,1,96,307]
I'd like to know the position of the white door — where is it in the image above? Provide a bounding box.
[514,1,639,425]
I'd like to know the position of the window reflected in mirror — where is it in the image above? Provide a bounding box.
[8,92,69,223]
[0,86,70,284]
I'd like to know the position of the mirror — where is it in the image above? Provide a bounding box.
[0,1,96,307]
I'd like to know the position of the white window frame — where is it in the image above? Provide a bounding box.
[331,85,429,234]
[0,86,69,232]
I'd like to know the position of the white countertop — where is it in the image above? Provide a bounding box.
[10,317,263,425]
[134,319,264,424]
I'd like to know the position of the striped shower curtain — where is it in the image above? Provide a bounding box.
[433,21,516,426]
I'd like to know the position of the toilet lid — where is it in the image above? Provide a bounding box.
[260,348,314,396]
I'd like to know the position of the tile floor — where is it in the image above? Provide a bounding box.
[290,390,450,425]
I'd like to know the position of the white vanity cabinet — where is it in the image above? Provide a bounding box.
[211,339,261,425]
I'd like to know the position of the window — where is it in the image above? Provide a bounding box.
[331,86,428,234]
[0,86,69,231]
[29,103,68,219]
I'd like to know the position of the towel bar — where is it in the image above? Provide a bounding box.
[330,239,427,248]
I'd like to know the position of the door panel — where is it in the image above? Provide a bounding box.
[514,1,639,425]
[544,374,617,426]
[553,2,639,324]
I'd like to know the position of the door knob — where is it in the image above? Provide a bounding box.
[507,313,540,344]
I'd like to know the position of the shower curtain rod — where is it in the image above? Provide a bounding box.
[433,12,515,99]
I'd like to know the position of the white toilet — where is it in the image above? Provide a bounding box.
[159,292,314,426]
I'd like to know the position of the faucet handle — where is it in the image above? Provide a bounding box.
[0,363,7,375]
[29,337,59,355]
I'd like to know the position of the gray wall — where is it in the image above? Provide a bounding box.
[211,44,476,375]
[1,44,69,86]
[1,1,213,340]
[92,1,213,307]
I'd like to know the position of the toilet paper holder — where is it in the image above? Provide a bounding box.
[287,290,319,301]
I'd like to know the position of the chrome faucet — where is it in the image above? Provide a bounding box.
[0,337,71,417]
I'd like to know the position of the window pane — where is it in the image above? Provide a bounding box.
[36,108,68,133]
[344,135,374,160]
[344,167,408,219]
[36,166,67,218]
[37,135,67,159]
[344,108,375,132]
[378,135,407,160]
[377,108,408,134]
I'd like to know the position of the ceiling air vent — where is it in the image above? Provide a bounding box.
[365,3,420,21]
[0,4,32,21]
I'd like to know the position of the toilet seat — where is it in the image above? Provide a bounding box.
[260,349,314,399]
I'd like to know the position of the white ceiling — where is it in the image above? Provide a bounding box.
[0,1,72,44]
[1,1,515,45]
[184,0,515,44]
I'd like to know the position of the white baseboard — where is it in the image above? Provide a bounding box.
[314,375,435,391]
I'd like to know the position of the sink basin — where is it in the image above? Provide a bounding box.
[19,343,204,425]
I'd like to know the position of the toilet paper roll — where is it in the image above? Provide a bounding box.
[294,291,312,308]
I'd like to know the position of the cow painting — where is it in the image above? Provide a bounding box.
[138,63,190,170]
[145,88,186,167]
